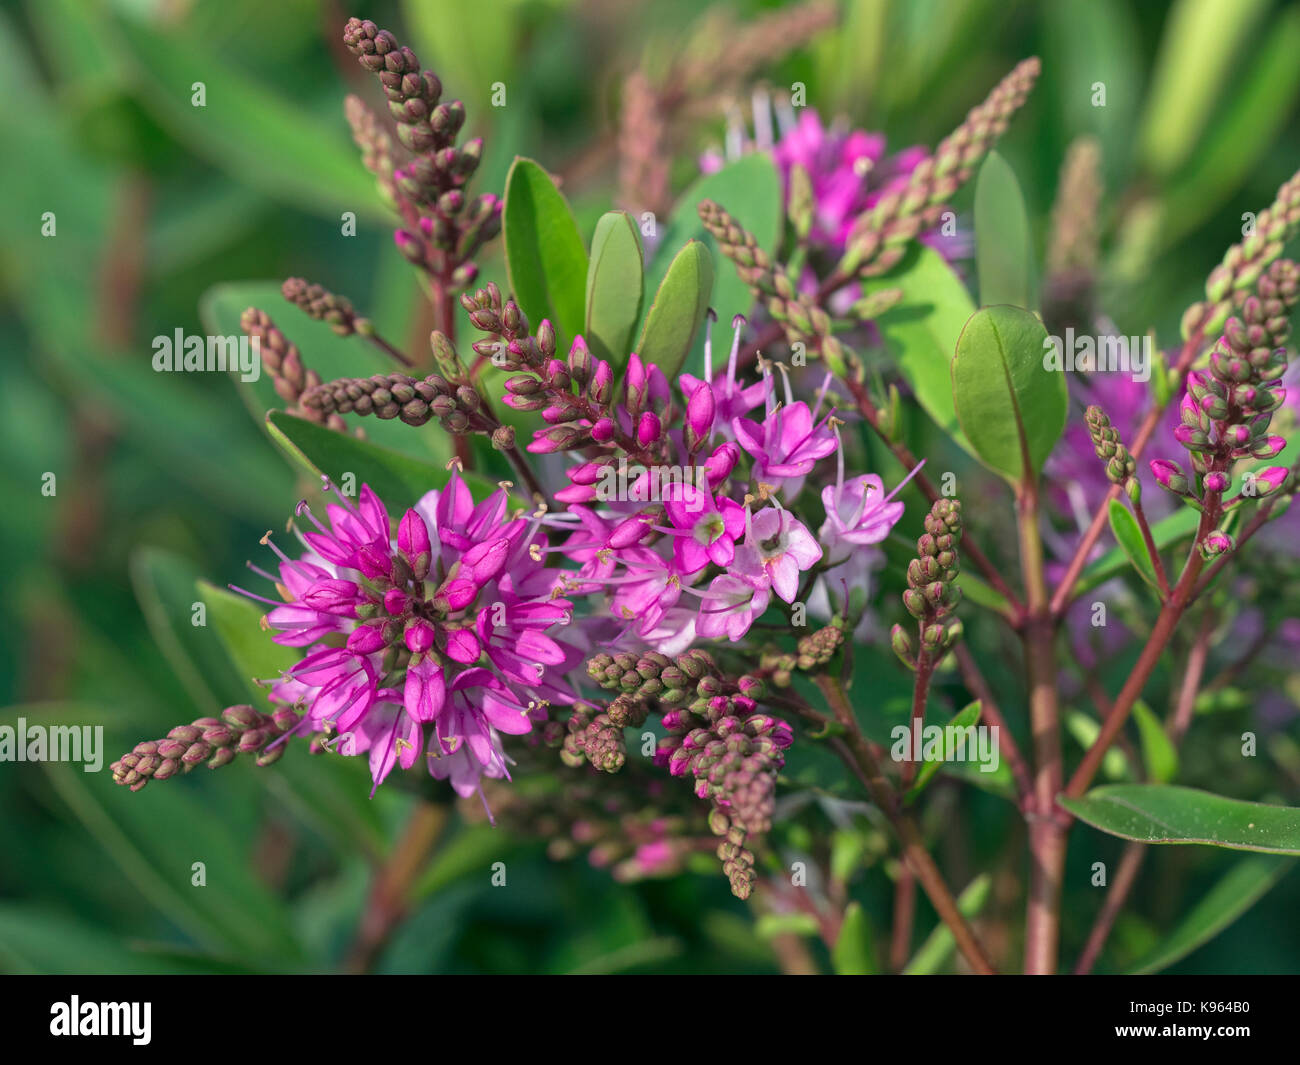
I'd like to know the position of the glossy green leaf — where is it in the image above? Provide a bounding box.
[859,244,975,454]
[1132,700,1178,785]
[973,151,1036,310]
[1138,0,1271,177]
[952,305,1067,486]
[1062,785,1300,854]
[1108,499,1161,591]
[831,901,877,974]
[503,157,589,343]
[1128,855,1293,974]
[637,240,714,380]
[902,874,991,975]
[200,281,452,468]
[905,701,983,802]
[585,210,644,369]
[645,154,781,346]
[110,16,384,219]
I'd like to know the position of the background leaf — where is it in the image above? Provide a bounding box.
[1132,700,1178,784]
[859,244,975,454]
[1127,855,1293,974]
[973,151,1037,310]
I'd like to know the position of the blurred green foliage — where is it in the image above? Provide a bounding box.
[2,0,1299,974]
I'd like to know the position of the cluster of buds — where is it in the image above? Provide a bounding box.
[1156,260,1298,554]
[281,278,373,339]
[342,17,500,290]
[110,704,299,791]
[1182,169,1300,341]
[586,649,793,898]
[840,58,1041,279]
[891,499,964,669]
[561,695,650,773]
[239,308,347,432]
[697,199,847,373]
[1085,405,1141,501]
[761,620,845,687]
[301,332,515,449]
[464,283,661,463]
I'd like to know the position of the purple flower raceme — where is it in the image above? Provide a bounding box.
[233,473,583,809]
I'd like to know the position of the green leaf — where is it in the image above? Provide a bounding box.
[637,240,715,379]
[1160,6,1300,246]
[831,901,877,974]
[503,157,589,343]
[1067,711,1130,781]
[197,581,298,705]
[1127,855,1293,974]
[973,151,1036,311]
[859,244,975,455]
[645,154,781,345]
[200,281,452,468]
[585,210,645,370]
[1137,0,1271,177]
[130,547,247,715]
[110,16,383,219]
[755,912,820,939]
[1108,499,1161,591]
[266,410,488,509]
[1132,701,1178,784]
[902,874,991,975]
[1061,785,1300,854]
[952,305,1067,487]
[905,701,983,802]
[1074,506,1200,597]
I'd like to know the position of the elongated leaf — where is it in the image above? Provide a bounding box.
[503,157,589,343]
[585,210,644,369]
[973,151,1036,310]
[197,581,298,704]
[1138,0,1271,177]
[110,16,383,218]
[1108,499,1161,590]
[831,901,877,974]
[130,547,247,714]
[902,874,991,974]
[1132,700,1178,784]
[1074,506,1200,596]
[645,154,781,342]
[637,240,714,379]
[1062,785,1300,854]
[905,701,983,802]
[1160,6,1300,245]
[1127,855,1292,974]
[859,244,974,454]
[952,305,1067,486]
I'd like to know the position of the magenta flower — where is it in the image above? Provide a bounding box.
[234,473,582,803]
[662,481,746,574]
